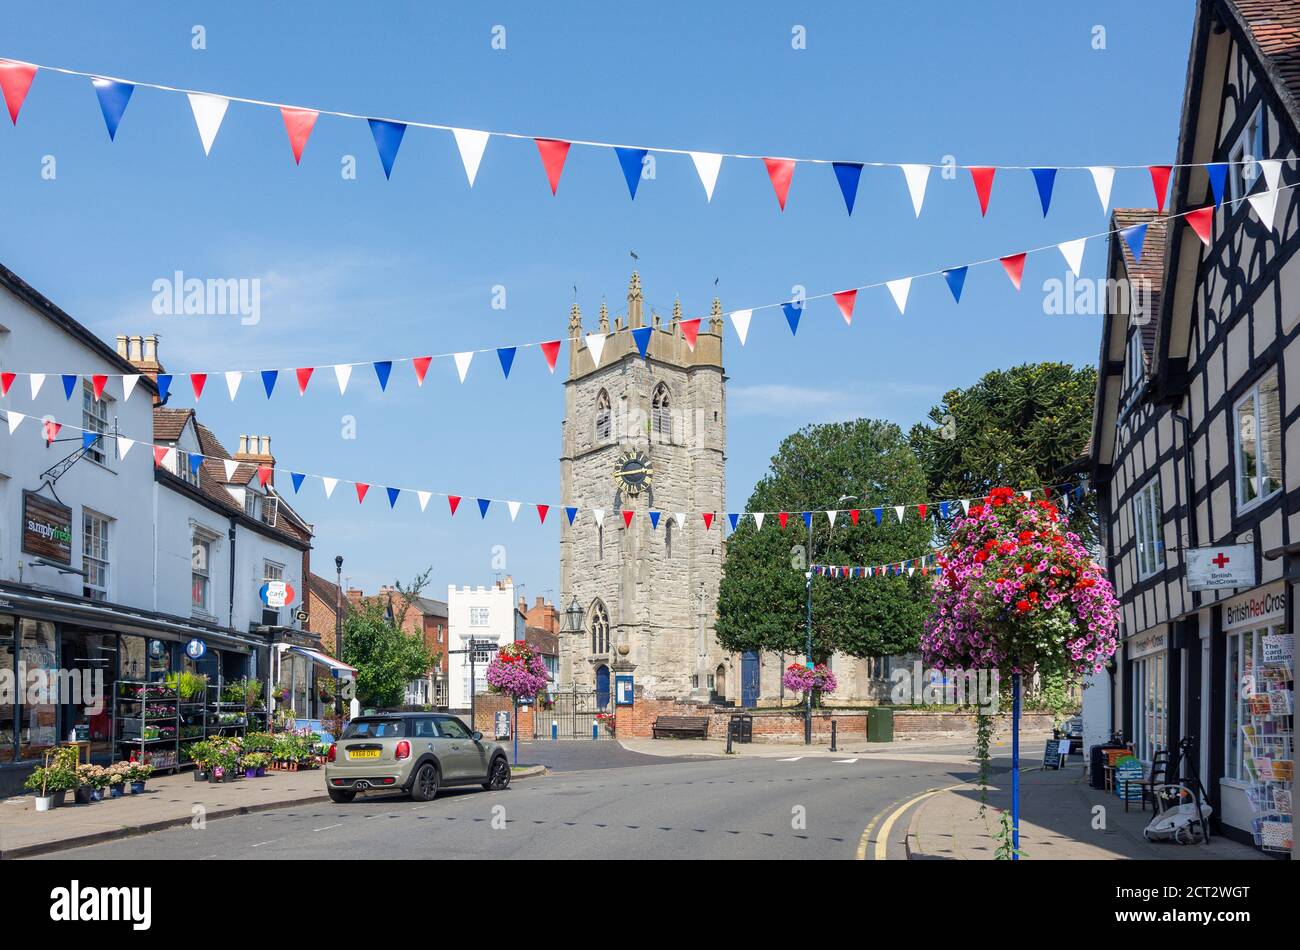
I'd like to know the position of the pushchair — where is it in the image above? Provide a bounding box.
[1142,736,1212,845]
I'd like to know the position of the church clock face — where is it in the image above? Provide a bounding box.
[614,450,653,495]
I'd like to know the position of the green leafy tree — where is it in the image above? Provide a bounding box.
[338,569,438,709]
[908,362,1097,544]
[716,420,933,664]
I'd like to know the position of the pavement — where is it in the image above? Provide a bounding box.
[904,762,1268,860]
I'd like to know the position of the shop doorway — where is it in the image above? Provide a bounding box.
[58,631,117,760]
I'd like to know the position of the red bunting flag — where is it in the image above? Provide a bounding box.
[355,482,370,504]
[999,252,1027,290]
[779,512,790,530]
[280,107,318,165]
[412,356,432,385]
[622,510,634,528]
[849,509,860,526]
[535,138,571,195]
[92,375,109,401]
[152,445,168,467]
[0,372,14,397]
[190,373,207,400]
[832,289,857,325]
[257,465,272,487]
[43,420,61,443]
[681,318,701,351]
[0,60,38,124]
[763,158,795,211]
[917,503,928,520]
[1149,165,1172,212]
[702,512,714,530]
[296,367,314,395]
[448,495,461,516]
[1186,205,1213,245]
[537,503,550,524]
[969,166,996,216]
[540,340,562,373]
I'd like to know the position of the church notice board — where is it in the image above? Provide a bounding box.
[1042,738,1072,769]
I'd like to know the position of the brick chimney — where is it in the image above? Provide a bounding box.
[234,434,276,484]
[117,334,167,402]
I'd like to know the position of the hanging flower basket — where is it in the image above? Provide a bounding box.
[485,641,550,703]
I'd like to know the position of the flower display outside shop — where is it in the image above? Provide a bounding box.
[485,640,550,702]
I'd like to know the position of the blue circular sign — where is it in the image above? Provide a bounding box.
[185,638,207,660]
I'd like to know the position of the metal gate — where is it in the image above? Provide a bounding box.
[534,688,609,739]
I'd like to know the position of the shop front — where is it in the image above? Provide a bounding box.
[1125,625,1171,764]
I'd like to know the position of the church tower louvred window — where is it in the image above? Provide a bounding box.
[652,383,672,441]
[596,388,612,441]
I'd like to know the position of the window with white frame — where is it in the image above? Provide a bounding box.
[82,510,111,601]
[262,560,284,625]
[469,606,489,627]
[1131,652,1167,762]
[1133,478,1165,580]
[180,450,201,487]
[1127,329,1145,387]
[1228,105,1265,203]
[81,381,112,466]
[1234,373,1282,512]
[244,490,261,521]
[191,532,214,615]
[1224,625,1279,781]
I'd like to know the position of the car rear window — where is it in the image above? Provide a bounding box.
[341,719,405,739]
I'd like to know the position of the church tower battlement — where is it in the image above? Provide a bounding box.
[559,272,727,701]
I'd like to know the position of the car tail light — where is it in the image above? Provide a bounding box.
[395,740,411,761]
[327,743,336,763]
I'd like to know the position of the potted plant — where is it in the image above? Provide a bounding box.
[187,740,213,781]
[241,751,270,778]
[78,764,110,802]
[23,766,60,811]
[106,764,126,798]
[126,760,154,794]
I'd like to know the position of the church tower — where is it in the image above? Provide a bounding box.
[559,273,727,701]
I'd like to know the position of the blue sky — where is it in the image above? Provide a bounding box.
[0,1,1193,600]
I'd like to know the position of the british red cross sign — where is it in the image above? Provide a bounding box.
[1186,544,1255,591]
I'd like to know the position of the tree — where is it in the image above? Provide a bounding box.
[338,569,437,709]
[909,362,1097,544]
[715,419,933,663]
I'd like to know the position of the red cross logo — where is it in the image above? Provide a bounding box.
[1211,553,1231,569]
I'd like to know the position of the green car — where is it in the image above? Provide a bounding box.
[325,712,511,804]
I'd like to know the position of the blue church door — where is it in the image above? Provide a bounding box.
[595,665,611,709]
[741,652,760,708]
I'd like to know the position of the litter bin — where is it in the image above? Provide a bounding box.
[867,706,894,742]
[729,714,753,744]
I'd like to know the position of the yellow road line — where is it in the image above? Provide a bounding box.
[857,783,965,860]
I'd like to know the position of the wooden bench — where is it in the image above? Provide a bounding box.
[652,716,710,739]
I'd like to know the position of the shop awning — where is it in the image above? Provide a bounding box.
[287,645,356,679]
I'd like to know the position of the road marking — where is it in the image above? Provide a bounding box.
[777,757,803,762]
[251,839,279,848]
[833,758,859,764]
[856,783,965,861]
[313,823,343,832]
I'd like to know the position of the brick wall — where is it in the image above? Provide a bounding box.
[472,692,535,740]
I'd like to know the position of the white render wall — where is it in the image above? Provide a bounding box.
[447,582,523,709]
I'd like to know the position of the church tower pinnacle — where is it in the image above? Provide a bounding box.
[628,270,644,328]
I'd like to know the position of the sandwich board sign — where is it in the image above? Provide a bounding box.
[1185,544,1254,591]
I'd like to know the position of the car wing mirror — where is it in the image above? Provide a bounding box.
[471,731,483,741]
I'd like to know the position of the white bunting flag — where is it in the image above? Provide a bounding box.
[117,436,134,460]
[322,477,338,499]
[187,93,230,156]
[689,151,723,202]
[30,374,44,400]
[886,278,912,316]
[1247,161,1283,230]
[223,459,240,481]
[908,567,915,578]
[6,411,23,435]
[1057,238,1087,277]
[451,128,490,187]
[334,364,353,395]
[894,506,905,523]
[1261,158,1282,192]
[586,333,606,368]
[729,309,753,346]
[416,490,432,512]
[1088,166,1115,213]
[122,374,140,402]
[592,508,605,527]
[825,510,837,528]
[753,512,765,531]
[1023,490,1033,501]
[674,512,686,530]
[507,500,521,522]
[161,447,177,470]
[454,351,474,383]
[224,371,242,401]
[899,164,930,217]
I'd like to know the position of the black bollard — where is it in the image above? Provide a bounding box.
[830,719,837,752]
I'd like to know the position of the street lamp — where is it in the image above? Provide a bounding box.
[804,494,858,745]
[562,595,584,637]
[334,555,344,717]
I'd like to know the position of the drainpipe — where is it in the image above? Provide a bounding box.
[227,516,237,632]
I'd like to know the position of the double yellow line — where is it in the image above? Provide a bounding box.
[856,783,967,860]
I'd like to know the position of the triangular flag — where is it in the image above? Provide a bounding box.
[1031,167,1057,216]
[886,278,911,315]
[42,419,60,443]
[969,167,996,216]
[918,504,928,519]
[295,367,314,395]
[355,482,370,504]
[832,289,857,325]
[122,374,140,402]
[152,446,169,468]
[258,465,273,488]
[291,472,306,494]
[187,93,229,155]
[322,477,338,499]
[894,506,905,523]
[0,60,38,124]
[592,508,605,527]
[832,162,863,215]
[454,352,473,383]
[478,498,491,518]
[632,326,652,359]
[849,509,859,526]
[673,512,686,530]
[779,512,790,530]
[373,361,393,391]
[586,334,607,367]
[649,510,661,530]
[565,506,578,526]
[368,119,406,179]
[1149,165,1172,212]
[334,364,353,395]
[752,512,764,530]
[505,500,522,522]
[412,357,433,386]
[1261,158,1282,193]
[61,375,78,400]
[1088,166,1115,212]
[280,107,318,164]
[30,374,45,399]
[0,372,14,397]
[1207,163,1228,207]
[117,435,133,459]
[448,495,462,516]
[730,309,753,346]
[728,513,740,531]
[961,499,971,515]
[223,459,239,481]
[783,301,802,336]
[535,138,571,195]
[826,510,837,528]
[190,373,207,400]
[451,128,490,186]
[940,502,950,519]
[93,78,133,140]
[702,512,714,530]
[540,340,562,373]
[942,267,967,303]
[497,347,516,379]
[1058,238,1087,277]
[417,491,431,511]
[621,509,634,528]
[872,508,883,525]
[537,503,549,523]
[899,164,930,217]
[1248,188,1280,230]
[82,432,99,452]
[801,511,813,529]
[680,318,701,351]
[689,151,723,201]
[387,487,401,509]
[1121,224,1147,263]
[154,374,171,403]
[763,158,795,210]
[188,452,203,477]
[1186,206,1213,246]
[261,369,278,398]
[1000,253,1027,290]
[91,375,108,401]
[615,147,647,199]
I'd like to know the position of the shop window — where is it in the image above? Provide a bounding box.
[1234,374,1282,512]
[17,619,57,762]
[120,635,171,682]
[82,510,112,601]
[1228,105,1265,204]
[1224,626,1283,781]
[1132,478,1165,580]
[1131,652,1167,763]
[0,616,14,763]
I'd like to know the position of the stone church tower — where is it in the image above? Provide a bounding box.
[559,273,727,701]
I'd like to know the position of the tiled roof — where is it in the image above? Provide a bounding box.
[1111,209,1169,362]
[410,596,449,618]
[153,407,193,441]
[1231,0,1300,121]
[308,572,346,614]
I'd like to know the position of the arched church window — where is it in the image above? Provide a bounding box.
[589,599,610,655]
[595,389,612,440]
[652,383,672,441]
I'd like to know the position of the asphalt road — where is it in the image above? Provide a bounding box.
[39,742,1010,860]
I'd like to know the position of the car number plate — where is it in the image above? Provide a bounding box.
[349,749,381,759]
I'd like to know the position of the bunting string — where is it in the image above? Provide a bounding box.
[811,555,940,578]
